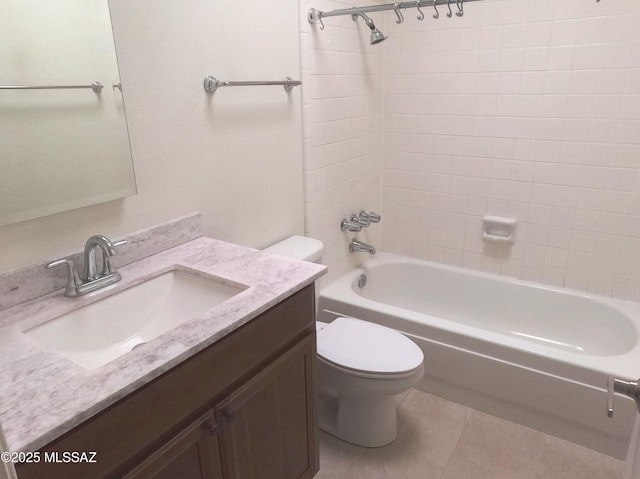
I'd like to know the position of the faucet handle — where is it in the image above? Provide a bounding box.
[112,239,127,249]
[357,211,371,226]
[359,210,381,223]
[340,218,362,232]
[350,214,369,227]
[46,258,82,297]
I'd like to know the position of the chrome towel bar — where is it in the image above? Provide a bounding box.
[203,76,301,93]
[0,82,103,93]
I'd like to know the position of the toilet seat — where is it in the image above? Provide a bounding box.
[318,355,423,380]
[317,317,424,379]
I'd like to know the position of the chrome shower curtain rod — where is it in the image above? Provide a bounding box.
[308,0,482,26]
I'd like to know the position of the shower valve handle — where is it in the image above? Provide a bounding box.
[359,210,381,224]
[340,218,362,232]
[607,376,640,418]
[350,214,369,227]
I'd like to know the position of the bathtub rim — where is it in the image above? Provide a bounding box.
[318,252,640,385]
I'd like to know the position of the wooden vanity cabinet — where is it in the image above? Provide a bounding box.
[122,410,223,479]
[16,285,318,479]
[215,336,316,479]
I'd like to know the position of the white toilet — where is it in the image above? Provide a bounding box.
[264,236,425,447]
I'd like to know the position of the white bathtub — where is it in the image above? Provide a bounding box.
[317,252,640,458]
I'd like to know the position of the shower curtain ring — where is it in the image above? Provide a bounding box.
[416,1,425,20]
[456,0,464,16]
[394,3,404,23]
[433,0,440,18]
[446,0,453,17]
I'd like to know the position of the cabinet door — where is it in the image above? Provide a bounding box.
[216,334,318,479]
[123,410,223,479]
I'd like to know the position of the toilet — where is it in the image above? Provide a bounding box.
[264,236,425,447]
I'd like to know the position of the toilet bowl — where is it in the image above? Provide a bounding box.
[264,236,425,447]
[316,318,424,447]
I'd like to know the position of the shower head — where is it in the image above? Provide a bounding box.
[351,12,387,45]
[370,27,387,45]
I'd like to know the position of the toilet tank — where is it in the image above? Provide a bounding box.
[264,236,324,263]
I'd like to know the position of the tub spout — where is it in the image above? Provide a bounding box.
[349,238,376,254]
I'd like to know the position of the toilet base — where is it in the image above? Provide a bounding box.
[318,389,406,447]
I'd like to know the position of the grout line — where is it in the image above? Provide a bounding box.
[439,406,474,475]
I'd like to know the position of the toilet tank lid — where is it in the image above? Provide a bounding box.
[317,317,424,375]
[264,235,324,262]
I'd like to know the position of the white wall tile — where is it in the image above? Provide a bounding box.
[380,0,640,301]
[299,0,384,288]
[300,0,640,301]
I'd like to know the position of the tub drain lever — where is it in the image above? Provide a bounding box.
[607,376,640,417]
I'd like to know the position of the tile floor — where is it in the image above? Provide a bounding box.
[316,389,626,479]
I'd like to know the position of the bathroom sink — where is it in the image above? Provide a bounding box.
[25,269,247,370]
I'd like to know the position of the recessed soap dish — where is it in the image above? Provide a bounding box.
[482,216,517,243]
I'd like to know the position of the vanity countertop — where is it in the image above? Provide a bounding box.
[0,237,326,453]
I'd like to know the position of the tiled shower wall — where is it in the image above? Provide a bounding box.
[299,0,384,286]
[381,0,640,300]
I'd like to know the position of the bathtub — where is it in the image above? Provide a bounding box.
[317,253,640,458]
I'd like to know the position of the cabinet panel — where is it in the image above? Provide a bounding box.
[216,334,318,479]
[123,410,223,479]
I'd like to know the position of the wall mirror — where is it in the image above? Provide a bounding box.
[0,0,136,227]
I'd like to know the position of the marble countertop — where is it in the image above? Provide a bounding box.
[0,237,326,453]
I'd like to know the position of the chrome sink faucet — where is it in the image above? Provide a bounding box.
[84,235,120,281]
[46,235,127,297]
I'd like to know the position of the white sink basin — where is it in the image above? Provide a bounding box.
[25,269,247,370]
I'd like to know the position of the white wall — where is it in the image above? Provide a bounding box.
[381,0,640,300]
[299,0,384,287]
[0,0,304,273]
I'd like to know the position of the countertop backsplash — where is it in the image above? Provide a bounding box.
[0,213,203,311]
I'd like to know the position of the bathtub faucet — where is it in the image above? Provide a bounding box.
[349,238,376,255]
